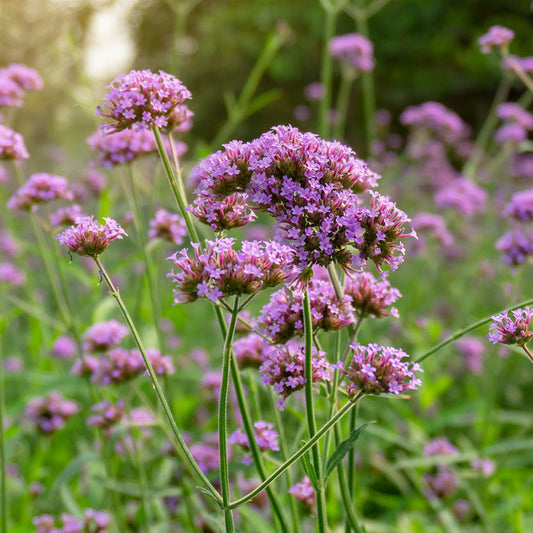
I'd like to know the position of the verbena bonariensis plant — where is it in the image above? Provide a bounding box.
[4,8,533,532]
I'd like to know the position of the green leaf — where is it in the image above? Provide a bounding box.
[52,451,100,491]
[325,423,370,480]
[298,440,319,489]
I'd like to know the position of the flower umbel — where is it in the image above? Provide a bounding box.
[487,308,533,347]
[57,216,127,258]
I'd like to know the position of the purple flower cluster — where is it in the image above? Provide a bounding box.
[410,213,454,255]
[230,421,280,464]
[400,102,469,145]
[83,169,107,196]
[423,469,460,500]
[96,69,192,132]
[233,333,274,369]
[329,33,375,74]
[57,216,127,258]
[0,64,42,108]
[74,347,174,385]
[148,208,187,245]
[0,231,18,258]
[503,189,533,221]
[51,336,77,360]
[344,271,401,318]
[24,391,79,434]
[167,237,295,303]
[49,204,85,227]
[496,229,533,266]
[434,178,487,217]
[189,126,405,276]
[2,64,43,91]
[343,343,422,397]
[478,25,515,54]
[487,307,533,347]
[259,341,331,409]
[471,458,495,477]
[87,400,125,436]
[304,82,324,101]
[289,476,315,508]
[0,124,29,160]
[456,336,485,375]
[258,278,353,344]
[8,173,73,211]
[423,437,459,457]
[33,509,111,533]
[0,262,25,286]
[82,320,128,352]
[164,104,194,133]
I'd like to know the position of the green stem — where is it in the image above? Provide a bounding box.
[215,305,290,532]
[334,424,364,533]
[125,164,166,353]
[319,7,337,138]
[463,75,512,180]
[219,298,240,533]
[334,72,354,140]
[354,14,375,156]
[230,400,355,509]
[0,309,7,533]
[93,256,222,506]
[416,297,533,364]
[303,290,327,533]
[152,126,198,241]
[522,344,533,363]
[167,132,189,203]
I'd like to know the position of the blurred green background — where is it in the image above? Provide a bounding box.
[2,0,533,159]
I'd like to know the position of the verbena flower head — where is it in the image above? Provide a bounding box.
[487,307,533,346]
[51,335,77,359]
[494,122,527,144]
[258,279,353,344]
[148,208,187,244]
[434,178,487,217]
[410,213,454,254]
[343,342,422,397]
[0,74,24,107]
[400,102,469,145]
[33,509,111,533]
[496,229,533,266]
[503,54,533,73]
[497,102,533,130]
[423,468,460,500]
[471,458,495,476]
[230,421,280,464]
[7,173,72,211]
[82,320,128,352]
[355,191,416,271]
[344,271,401,318]
[0,124,29,160]
[424,437,459,457]
[304,82,324,101]
[96,69,192,132]
[4,64,43,91]
[87,400,125,435]
[329,33,375,74]
[233,333,274,369]
[503,189,533,221]
[57,216,127,258]
[24,391,79,434]
[190,126,390,276]
[0,262,25,286]
[289,476,316,508]
[49,204,85,227]
[478,25,515,54]
[259,341,331,409]
[167,238,295,303]
[0,231,18,258]
[163,104,194,133]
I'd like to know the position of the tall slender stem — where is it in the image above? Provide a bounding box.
[124,165,166,353]
[93,256,222,506]
[319,6,337,138]
[218,298,240,532]
[152,126,198,241]
[0,303,7,533]
[522,345,533,363]
[229,401,355,510]
[334,73,354,140]
[416,297,533,364]
[303,290,327,533]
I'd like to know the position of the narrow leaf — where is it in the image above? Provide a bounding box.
[325,423,369,480]
[298,440,319,489]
